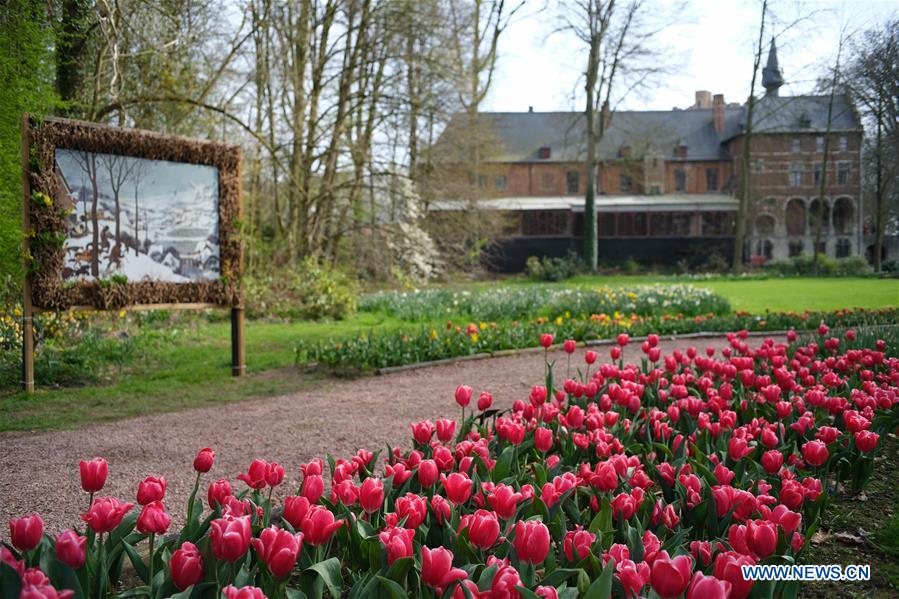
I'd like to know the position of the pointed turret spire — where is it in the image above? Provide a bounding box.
[762,38,784,96]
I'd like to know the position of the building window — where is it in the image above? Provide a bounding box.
[617,212,647,236]
[494,175,507,190]
[753,159,765,173]
[478,175,488,189]
[522,210,568,236]
[674,169,686,192]
[677,144,688,158]
[785,198,806,236]
[836,238,851,258]
[755,239,774,260]
[599,213,616,237]
[816,136,824,153]
[650,212,691,236]
[788,239,804,257]
[839,136,848,152]
[790,163,803,187]
[706,168,719,191]
[540,172,556,192]
[618,145,631,158]
[809,198,830,233]
[566,171,579,194]
[755,214,776,235]
[813,163,823,185]
[837,162,850,185]
[701,212,735,236]
[650,184,661,195]
[538,147,551,159]
[833,197,854,234]
[792,138,801,153]
[619,173,633,192]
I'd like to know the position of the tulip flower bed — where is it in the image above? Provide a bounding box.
[298,307,898,371]
[359,285,731,323]
[4,326,899,599]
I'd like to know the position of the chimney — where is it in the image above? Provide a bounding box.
[713,94,725,134]
[694,90,712,109]
[528,106,534,113]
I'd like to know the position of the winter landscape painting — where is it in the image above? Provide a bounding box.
[55,148,220,283]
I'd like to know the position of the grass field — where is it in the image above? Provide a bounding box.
[1,276,896,434]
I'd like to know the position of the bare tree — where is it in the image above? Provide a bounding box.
[846,18,899,271]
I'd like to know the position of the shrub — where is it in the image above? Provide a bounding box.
[245,258,359,320]
[763,254,873,277]
[5,330,898,598]
[524,252,584,282]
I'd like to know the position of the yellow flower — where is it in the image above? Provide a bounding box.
[554,316,563,326]
[471,333,479,343]
[118,310,126,318]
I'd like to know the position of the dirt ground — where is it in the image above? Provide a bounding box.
[1,336,769,533]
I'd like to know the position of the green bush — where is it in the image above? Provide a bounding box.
[245,258,358,320]
[763,254,873,277]
[524,252,584,281]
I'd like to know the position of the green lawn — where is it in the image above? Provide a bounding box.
[561,275,899,313]
[2,276,896,434]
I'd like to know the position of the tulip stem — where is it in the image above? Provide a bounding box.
[147,533,155,599]
[186,472,201,533]
[88,491,94,513]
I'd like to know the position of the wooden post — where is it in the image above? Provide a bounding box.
[21,114,35,393]
[231,146,245,377]
[231,306,246,376]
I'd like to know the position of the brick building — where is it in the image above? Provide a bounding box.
[431,42,864,271]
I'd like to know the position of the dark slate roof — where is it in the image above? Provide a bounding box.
[440,94,860,164]
[739,94,861,136]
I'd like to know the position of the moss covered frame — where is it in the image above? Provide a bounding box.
[25,116,242,310]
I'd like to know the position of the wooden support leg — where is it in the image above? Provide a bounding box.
[22,310,34,393]
[231,306,246,376]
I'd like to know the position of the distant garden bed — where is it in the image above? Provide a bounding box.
[297,307,898,371]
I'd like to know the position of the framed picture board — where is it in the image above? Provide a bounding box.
[20,115,245,390]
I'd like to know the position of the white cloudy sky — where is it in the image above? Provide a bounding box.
[483,0,897,112]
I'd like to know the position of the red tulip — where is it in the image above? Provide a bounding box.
[534,427,553,453]
[563,339,576,353]
[282,496,311,529]
[477,391,493,411]
[359,477,384,514]
[79,458,108,493]
[136,476,166,505]
[801,440,829,467]
[136,501,171,535]
[418,459,439,488]
[170,542,204,590]
[513,520,550,564]
[301,506,344,546]
[746,519,777,558]
[208,479,232,509]
[430,495,452,526]
[411,420,435,445]
[193,448,215,473]
[378,526,414,565]
[301,474,324,504]
[455,385,473,408]
[453,580,481,599]
[536,586,559,599]
[689,540,712,567]
[55,530,86,568]
[459,510,500,549]
[713,551,754,599]
[540,333,554,348]
[237,459,269,490]
[210,515,251,561]
[8,514,43,551]
[761,450,784,474]
[616,333,629,346]
[563,527,595,562]
[421,546,467,591]
[487,484,523,520]
[686,572,731,599]
[610,347,621,360]
[82,498,133,533]
[265,463,285,487]
[585,350,597,364]
[252,526,302,577]
[222,585,267,599]
[490,564,523,598]
[854,430,879,452]
[441,472,472,505]
[435,419,456,443]
[770,504,802,534]
[591,461,618,492]
[649,551,692,598]
[616,559,650,596]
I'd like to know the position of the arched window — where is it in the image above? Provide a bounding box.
[808,198,830,234]
[754,239,774,260]
[832,197,854,235]
[754,214,776,236]
[785,198,806,236]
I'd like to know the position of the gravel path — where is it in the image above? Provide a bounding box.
[1,335,770,532]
